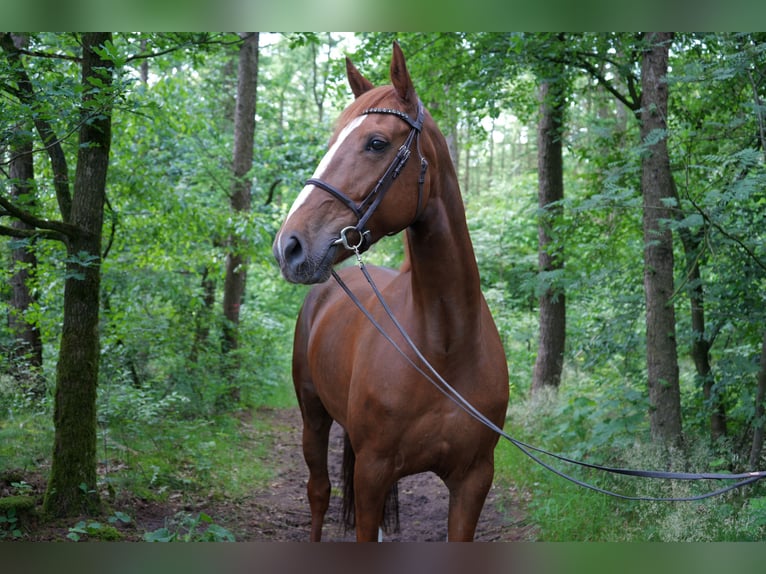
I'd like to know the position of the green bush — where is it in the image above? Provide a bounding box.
[495,378,766,541]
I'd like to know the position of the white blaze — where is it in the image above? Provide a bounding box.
[276,115,368,254]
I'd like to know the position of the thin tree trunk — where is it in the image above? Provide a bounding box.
[445,130,458,174]
[221,33,258,391]
[9,121,44,384]
[463,134,470,193]
[190,267,216,363]
[7,33,43,383]
[670,178,727,440]
[640,32,683,445]
[43,33,113,517]
[139,37,149,84]
[686,253,727,440]
[531,77,566,394]
[749,332,766,469]
[487,119,494,192]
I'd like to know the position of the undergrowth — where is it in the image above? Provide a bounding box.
[0,364,295,540]
[496,383,766,541]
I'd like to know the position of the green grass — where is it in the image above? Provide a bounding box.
[494,431,635,541]
[1,371,295,507]
[100,406,279,502]
[0,410,54,471]
[495,383,766,541]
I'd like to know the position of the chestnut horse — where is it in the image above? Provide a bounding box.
[273,43,509,541]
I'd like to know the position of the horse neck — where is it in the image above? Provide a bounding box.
[404,164,484,346]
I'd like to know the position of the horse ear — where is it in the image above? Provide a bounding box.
[390,41,417,104]
[346,57,374,98]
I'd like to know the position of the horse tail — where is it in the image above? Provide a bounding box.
[341,432,356,531]
[341,432,400,535]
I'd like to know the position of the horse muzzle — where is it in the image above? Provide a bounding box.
[274,230,338,284]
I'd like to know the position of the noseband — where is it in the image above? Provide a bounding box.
[305,101,429,253]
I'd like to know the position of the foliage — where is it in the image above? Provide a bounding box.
[497,382,766,541]
[0,506,23,539]
[96,388,276,501]
[0,495,35,539]
[143,511,235,542]
[66,511,130,541]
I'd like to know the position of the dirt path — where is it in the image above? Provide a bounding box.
[224,407,533,542]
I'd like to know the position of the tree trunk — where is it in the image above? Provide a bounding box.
[445,130,458,174]
[221,33,258,375]
[487,119,494,192]
[640,32,683,445]
[670,178,727,440]
[686,255,727,440]
[189,267,216,363]
[749,332,766,469]
[7,33,43,385]
[43,33,113,517]
[531,77,566,394]
[462,139,470,194]
[9,121,44,382]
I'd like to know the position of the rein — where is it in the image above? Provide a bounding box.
[332,247,766,503]
[306,101,428,254]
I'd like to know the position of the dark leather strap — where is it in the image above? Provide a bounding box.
[305,178,362,218]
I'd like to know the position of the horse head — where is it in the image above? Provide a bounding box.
[273,42,434,284]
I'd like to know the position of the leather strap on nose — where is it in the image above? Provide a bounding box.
[304,178,363,219]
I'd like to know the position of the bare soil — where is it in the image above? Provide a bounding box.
[2,407,534,542]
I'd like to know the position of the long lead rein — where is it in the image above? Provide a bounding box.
[331,250,766,502]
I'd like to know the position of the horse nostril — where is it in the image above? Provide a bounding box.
[282,233,305,268]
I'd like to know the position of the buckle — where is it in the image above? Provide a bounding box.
[333,226,370,252]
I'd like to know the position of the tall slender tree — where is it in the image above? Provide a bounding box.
[8,122,43,381]
[531,60,567,394]
[45,32,114,516]
[640,32,683,445]
[7,35,43,387]
[222,33,258,382]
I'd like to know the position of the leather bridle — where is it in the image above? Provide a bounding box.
[305,101,428,253]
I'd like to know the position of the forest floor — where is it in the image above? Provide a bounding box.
[3,407,535,542]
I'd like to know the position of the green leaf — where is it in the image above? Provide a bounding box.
[109,511,132,524]
[143,527,175,542]
[204,523,235,542]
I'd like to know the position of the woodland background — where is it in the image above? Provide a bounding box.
[1,32,766,541]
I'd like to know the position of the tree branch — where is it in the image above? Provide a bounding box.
[684,191,766,273]
[0,193,77,239]
[573,53,641,113]
[0,223,67,242]
[1,32,73,222]
[122,33,243,64]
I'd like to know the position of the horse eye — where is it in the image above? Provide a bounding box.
[367,138,389,152]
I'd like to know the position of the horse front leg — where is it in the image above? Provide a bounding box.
[445,457,495,542]
[352,456,394,542]
[299,401,333,541]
